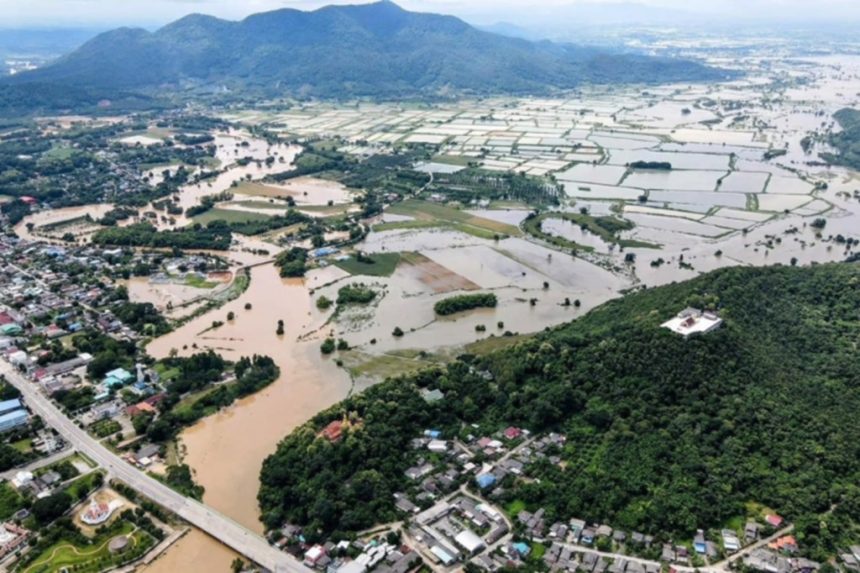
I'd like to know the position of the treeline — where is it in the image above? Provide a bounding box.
[259,263,860,543]
[434,293,498,316]
[629,161,672,170]
[92,222,232,250]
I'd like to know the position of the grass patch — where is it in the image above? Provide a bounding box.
[89,419,122,438]
[386,199,522,239]
[21,520,155,573]
[41,146,75,161]
[524,211,660,251]
[465,334,528,356]
[64,471,105,501]
[505,499,527,517]
[0,481,24,521]
[11,438,33,453]
[342,351,439,380]
[431,154,474,167]
[191,208,274,226]
[334,252,401,277]
[183,275,218,289]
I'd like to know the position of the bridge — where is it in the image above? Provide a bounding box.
[0,360,311,573]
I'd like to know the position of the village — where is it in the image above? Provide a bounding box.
[271,418,837,573]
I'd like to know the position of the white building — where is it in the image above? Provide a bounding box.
[661,308,723,338]
[455,529,486,556]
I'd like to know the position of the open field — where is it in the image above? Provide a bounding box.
[334,252,402,277]
[381,200,522,239]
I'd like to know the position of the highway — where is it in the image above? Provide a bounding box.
[0,360,311,573]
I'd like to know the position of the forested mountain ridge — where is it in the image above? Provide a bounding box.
[258,262,860,555]
[7,1,729,103]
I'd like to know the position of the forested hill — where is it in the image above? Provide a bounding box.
[259,263,860,552]
[823,108,860,170]
[7,1,728,105]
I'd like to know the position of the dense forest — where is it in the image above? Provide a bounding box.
[92,222,232,250]
[823,108,860,169]
[259,263,860,546]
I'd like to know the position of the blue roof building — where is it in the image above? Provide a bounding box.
[513,542,531,556]
[476,474,497,489]
[0,399,22,416]
[0,410,28,432]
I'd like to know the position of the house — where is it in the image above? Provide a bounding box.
[746,522,762,542]
[569,518,586,541]
[319,420,344,443]
[595,524,613,538]
[0,522,30,559]
[694,530,707,554]
[476,473,496,489]
[722,529,741,552]
[393,494,418,514]
[503,427,522,440]
[581,528,596,545]
[305,545,327,568]
[427,440,448,453]
[765,514,784,528]
[405,463,433,480]
[454,530,485,556]
[769,536,798,554]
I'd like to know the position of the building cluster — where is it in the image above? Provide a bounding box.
[0,522,30,560]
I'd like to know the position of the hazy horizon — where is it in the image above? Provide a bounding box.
[0,0,858,30]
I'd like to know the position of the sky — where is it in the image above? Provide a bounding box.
[0,0,857,29]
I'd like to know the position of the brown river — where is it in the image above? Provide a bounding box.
[142,263,353,571]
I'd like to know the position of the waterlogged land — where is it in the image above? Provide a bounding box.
[12,51,860,570]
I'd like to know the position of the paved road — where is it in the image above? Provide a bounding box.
[0,360,310,573]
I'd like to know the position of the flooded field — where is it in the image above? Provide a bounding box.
[141,53,860,565]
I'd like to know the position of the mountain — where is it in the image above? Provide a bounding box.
[258,262,860,545]
[7,1,729,104]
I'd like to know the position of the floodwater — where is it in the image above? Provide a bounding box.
[146,263,352,531]
[141,529,238,573]
[14,204,114,242]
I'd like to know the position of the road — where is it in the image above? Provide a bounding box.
[0,360,310,573]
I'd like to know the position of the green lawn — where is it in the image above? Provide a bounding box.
[0,481,24,521]
[334,252,401,277]
[183,274,218,289]
[89,419,122,438]
[22,521,155,573]
[191,208,276,226]
[64,471,104,500]
[505,499,527,517]
[11,438,33,453]
[383,199,522,239]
